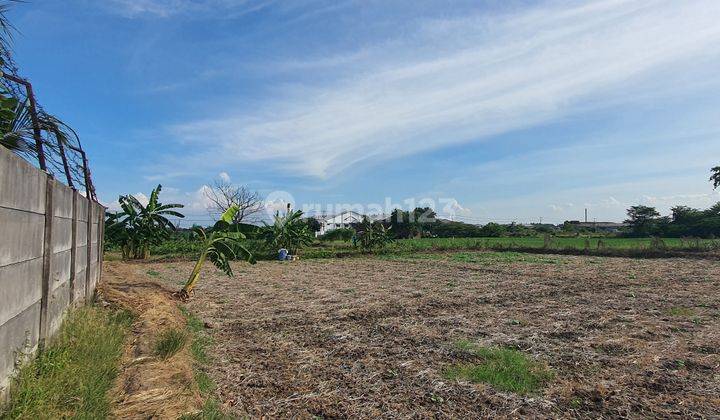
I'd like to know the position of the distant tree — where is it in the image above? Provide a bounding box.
[413,207,437,223]
[532,224,555,234]
[624,205,660,237]
[388,207,437,239]
[304,216,322,233]
[389,209,411,238]
[427,220,485,238]
[479,222,506,237]
[204,178,261,224]
[671,206,702,224]
[710,166,720,189]
[707,202,720,215]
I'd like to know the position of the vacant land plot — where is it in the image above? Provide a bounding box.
[134,252,719,418]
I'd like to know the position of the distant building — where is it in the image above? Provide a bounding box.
[315,211,389,236]
[566,221,628,233]
[316,210,365,236]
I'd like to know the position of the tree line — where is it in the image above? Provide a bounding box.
[623,167,720,238]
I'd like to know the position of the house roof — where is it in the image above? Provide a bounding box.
[316,210,365,222]
[316,210,390,223]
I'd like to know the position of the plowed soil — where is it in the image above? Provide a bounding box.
[136,252,720,418]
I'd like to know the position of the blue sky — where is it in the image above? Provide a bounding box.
[9,0,720,225]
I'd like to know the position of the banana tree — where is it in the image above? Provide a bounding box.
[106,184,184,259]
[262,207,314,255]
[353,217,394,252]
[178,205,256,300]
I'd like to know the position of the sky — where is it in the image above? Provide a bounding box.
[8,0,720,225]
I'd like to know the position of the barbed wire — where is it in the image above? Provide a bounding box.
[1,72,97,200]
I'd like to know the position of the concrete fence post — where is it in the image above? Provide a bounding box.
[69,190,77,305]
[97,204,104,286]
[38,175,54,349]
[85,198,92,302]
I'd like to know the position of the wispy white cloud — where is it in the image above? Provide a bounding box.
[104,0,278,18]
[143,171,194,181]
[168,0,720,178]
[102,0,353,20]
[218,171,231,182]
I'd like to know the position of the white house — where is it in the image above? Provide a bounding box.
[314,211,393,236]
[316,210,365,236]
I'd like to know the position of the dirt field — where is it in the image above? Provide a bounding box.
[135,252,720,418]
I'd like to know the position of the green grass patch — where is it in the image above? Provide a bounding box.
[444,341,553,394]
[666,306,695,317]
[154,329,188,360]
[450,251,562,265]
[178,306,230,419]
[146,270,161,277]
[180,306,205,333]
[0,306,134,419]
[377,253,444,261]
[377,251,562,264]
[179,398,230,420]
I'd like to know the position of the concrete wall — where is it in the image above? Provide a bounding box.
[0,146,104,396]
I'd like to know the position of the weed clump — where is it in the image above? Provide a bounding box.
[445,341,553,394]
[154,329,188,360]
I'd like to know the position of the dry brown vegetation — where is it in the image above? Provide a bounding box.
[99,262,203,419]
[124,252,719,418]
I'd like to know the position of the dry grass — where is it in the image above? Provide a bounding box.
[131,251,720,418]
[99,262,203,419]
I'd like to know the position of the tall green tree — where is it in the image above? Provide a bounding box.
[624,205,660,237]
[388,207,437,239]
[710,166,720,190]
[304,216,322,234]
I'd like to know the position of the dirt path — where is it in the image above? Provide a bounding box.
[135,253,720,418]
[99,261,202,419]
